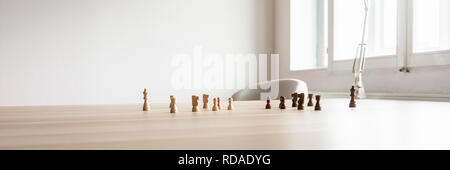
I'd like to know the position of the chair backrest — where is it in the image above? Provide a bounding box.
[231,79,309,101]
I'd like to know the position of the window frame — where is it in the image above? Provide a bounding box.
[290,0,450,72]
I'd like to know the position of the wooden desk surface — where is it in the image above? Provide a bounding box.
[1,99,450,150]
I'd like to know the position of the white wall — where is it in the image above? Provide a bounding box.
[0,0,274,106]
[276,0,450,96]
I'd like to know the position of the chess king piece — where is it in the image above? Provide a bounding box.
[265,97,271,109]
[227,98,233,110]
[217,97,222,110]
[349,86,357,108]
[212,98,219,111]
[170,95,177,113]
[143,88,150,111]
[192,95,199,112]
[315,95,321,111]
[297,93,304,110]
[307,94,314,106]
[202,94,209,109]
[279,96,286,109]
[291,93,299,107]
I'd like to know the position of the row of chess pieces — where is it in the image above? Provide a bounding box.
[142,89,233,113]
[141,86,357,113]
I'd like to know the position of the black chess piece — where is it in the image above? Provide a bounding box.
[349,86,356,108]
[307,94,314,106]
[297,93,304,110]
[314,95,321,111]
[265,97,271,109]
[291,93,298,107]
[279,96,286,109]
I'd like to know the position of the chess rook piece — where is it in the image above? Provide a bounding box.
[192,95,199,112]
[291,93,298,107]
[314,95,321,111]
[297,93,304,110]
[279,96,286,109]
[265,97,271,109]
[170,95,177,113]
[143,89,149,111]
[212,98,219,111]
[227,98,233,110]
[349,86,357,108]
[217,97,222,110]
[307,94,314,107]
[202,94,209,109]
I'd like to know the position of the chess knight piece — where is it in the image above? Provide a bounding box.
[192,95,199,112]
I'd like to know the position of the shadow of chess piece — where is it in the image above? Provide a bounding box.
[279,96,286,109]
[143,89,150,111]
[192,95,199,112]
[349,86,357,108]
[291,93,298,107]
[297,93,304,110]
[307,94,314,107]
[170,95,177,113]
[212,98,219,111]
[265,97,271,109]
[314,95,321,111]
[227,98,233,110]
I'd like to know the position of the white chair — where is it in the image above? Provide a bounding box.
[231,79,308,101]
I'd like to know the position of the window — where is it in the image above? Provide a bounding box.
[290,0,328,70]
[334,0,397,61]
[290,0,450,71]
[413,0,450,53]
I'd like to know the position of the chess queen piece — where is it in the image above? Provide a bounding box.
[291,93,298,107]
[227,98,233,110]
[265,97,271,109]
[349,86,357,108]
[192,95,200,112]
[170,95,177,113]
[202,94,209,109]
[297,93,304,110]
[314,95,321,111]
[143,89,150,111]
[279,96,286,109]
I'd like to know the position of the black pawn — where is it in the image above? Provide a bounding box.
[314,95,321,111]
[279,96,286,109]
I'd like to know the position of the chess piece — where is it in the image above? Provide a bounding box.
[192,95,199,112]
[314,95,321,111]
[279,96,286,109]
[297,93,304,110]
[217,97,222,110]
[202,94,209,109]
[291,93,298,107]
[227,98,233,110]
[212,98,219,111]
[265,97,271,109]
[143,89,149,111]
[307,94,314,106]
[170,95,177,113]
[349,86,357,108]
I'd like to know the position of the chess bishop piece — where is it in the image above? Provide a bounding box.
[143,89,150,111]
